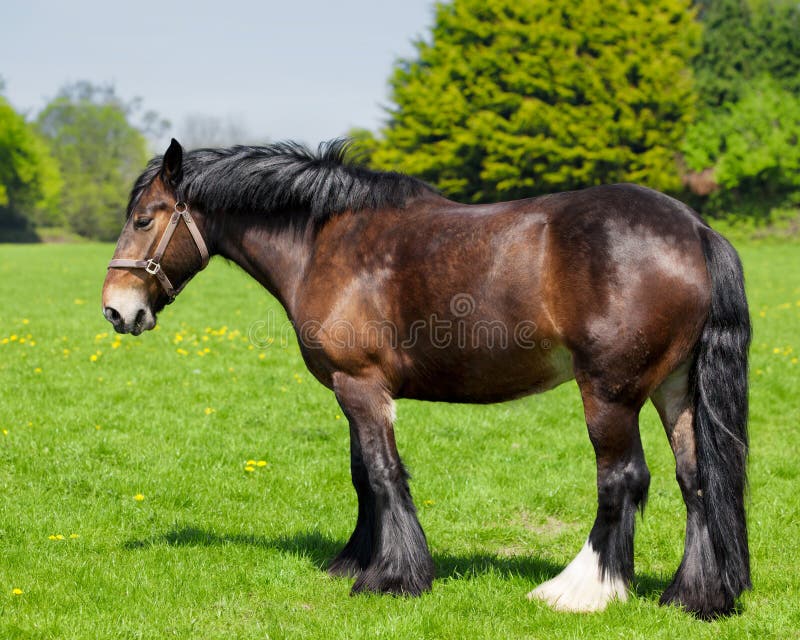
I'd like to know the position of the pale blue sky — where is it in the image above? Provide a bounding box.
[0,0,436,149]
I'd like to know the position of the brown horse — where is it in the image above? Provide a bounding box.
[102,139,751,619]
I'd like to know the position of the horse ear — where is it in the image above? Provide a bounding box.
[161,138,184,188]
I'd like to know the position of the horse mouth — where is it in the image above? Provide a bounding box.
[130,308,155,335]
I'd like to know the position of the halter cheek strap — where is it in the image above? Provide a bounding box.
[108,202,210,302]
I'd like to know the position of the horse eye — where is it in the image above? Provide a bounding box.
[134,217,153,230]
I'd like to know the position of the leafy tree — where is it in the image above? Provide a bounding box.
[372,0,699,202]
[693,0,800,108]
[36,83,151,240]
[0,96,62,239]
[683,78,800,214]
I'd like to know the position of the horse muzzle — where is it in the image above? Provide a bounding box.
[102,289,156,335]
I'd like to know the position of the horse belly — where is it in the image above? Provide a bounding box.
[399,343,574,403]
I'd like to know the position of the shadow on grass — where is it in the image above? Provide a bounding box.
[123,525,671,595]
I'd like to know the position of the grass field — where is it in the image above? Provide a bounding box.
[0,240,798,639]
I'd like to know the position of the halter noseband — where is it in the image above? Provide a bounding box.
[108,202,209,302]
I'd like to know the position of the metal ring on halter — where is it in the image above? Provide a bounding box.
[175,201,188,213]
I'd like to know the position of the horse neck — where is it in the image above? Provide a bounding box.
[210,213,313,318]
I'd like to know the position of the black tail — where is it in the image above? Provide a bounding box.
[692,228,751,609]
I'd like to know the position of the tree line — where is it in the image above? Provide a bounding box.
[2,0,799,242]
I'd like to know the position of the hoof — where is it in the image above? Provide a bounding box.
[350,555,434,597]
[528,541,628,613]
[659,576,735,620]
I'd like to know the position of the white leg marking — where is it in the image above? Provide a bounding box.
[527,539,628,612]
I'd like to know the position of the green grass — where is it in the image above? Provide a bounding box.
[0,241,798,639]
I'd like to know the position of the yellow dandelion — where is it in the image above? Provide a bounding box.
[12,588,22,596]
[245,466,255,472]
[69,534,80,539]
[174,334,184,343]
[202,335,210,342]
[773,348,781,354]
[34,367,42,374]
[29,341,36,347]
[90,354,98,362]
[258,353,266,360]
[203,347,210,354]
[95,425,102,430]
[74,299,85,305]
[2,429,8,436]
[1,338,8,344]
[204,407,215,415]
[176,348,188,356]
[246,459,256,466]
[256,460,267,467]
[134,494,145,501]
[48,535,58,540]
[335,414,341,420]
[792,358,798,364]
[111,341,120,349]
[423,500,435,506]
[10,334,18,341]
[63,349,70,356]
[22,319,29,324]
[55,534,65,540]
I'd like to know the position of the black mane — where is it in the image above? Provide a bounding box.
[128,139,434,222]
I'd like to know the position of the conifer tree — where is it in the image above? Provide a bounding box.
[372,0,700,202]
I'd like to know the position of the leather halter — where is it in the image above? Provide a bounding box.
[108,202,209,302]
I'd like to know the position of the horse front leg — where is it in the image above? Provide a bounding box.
[530,384,650,612]
[330,371,434,595]
[328,420,375,577]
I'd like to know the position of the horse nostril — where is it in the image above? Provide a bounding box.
[104,306,121,324]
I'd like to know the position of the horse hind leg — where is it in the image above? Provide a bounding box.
[651,364,732,618]
[529,381,650,612]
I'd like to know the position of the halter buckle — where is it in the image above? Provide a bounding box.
[145,259,161,275]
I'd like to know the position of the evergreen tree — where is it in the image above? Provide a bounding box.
[372,0,699,202]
